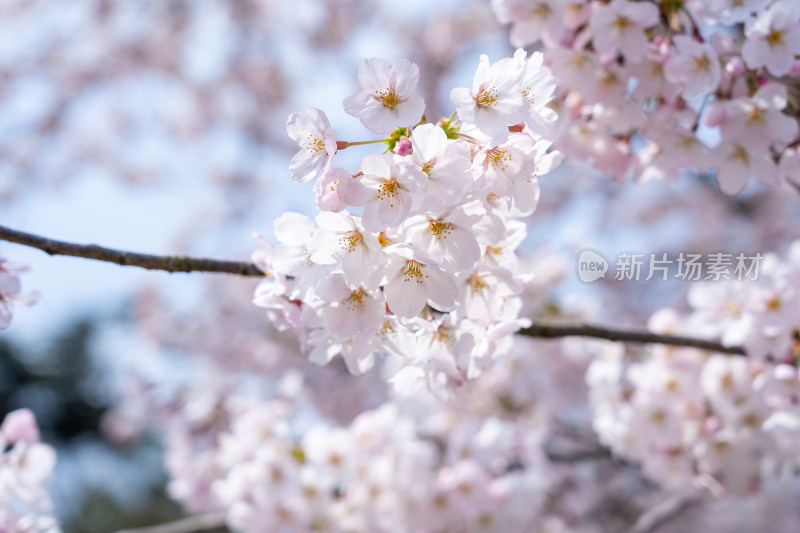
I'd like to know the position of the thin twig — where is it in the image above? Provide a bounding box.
[116,513,228,533]
[0,224,263,277]
[519,321,746,355]
[627,486,705,533]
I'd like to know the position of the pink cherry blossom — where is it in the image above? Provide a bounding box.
[741,0,800,77]
[343,58,426,133]
[286,106,337,183]
[589,0,660,64]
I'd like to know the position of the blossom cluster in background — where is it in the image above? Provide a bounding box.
[491,0,800,195]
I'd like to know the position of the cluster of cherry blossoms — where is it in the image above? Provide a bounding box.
[490,0,800,195]
[253,53,562,397]
[588,240,800,494]
[0,409,59,533]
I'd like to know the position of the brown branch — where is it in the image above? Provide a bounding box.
[115,513,228,533]
[519,321,746,355]
[0,224,263,277]
[0,224,753,356]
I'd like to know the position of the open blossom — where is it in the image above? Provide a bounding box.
[490,0,566,48]
[378,245,458,319]
[721,83,799,152]
[513,49,558,139]
[741,0,800,77]
[343,58,425,133]
[712,140,779,195]
[450,54,526,138]
[307,211,384,287]
[589,0,660,64]
[473,133,536,196]
[317,274,385,340]
[404,202,484,272]
[409,124,471,210]
[664,36,721,99]
[340,154,426,232]
[286,106,337,183]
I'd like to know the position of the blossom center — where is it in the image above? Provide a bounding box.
[402,259,428,284]
[428,219,454,240]
[532,2,551,19]
[377,178,400,207]
[692,54,711,72]
[476,86,498,108]
[732,145,749,165]
[376,87,401,109]
[766,29,785,47]
[467,273,488,293]
[305,134,326,156]
[345,288,368,310]
[487,147,511,172]
[613,16,632,31]
[339,231,363,253]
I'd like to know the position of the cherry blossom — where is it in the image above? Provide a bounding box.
[741,1,800,77]
[450,54,526,137]
[588,0,660,64]
[343,58,426,133]
[286,106,338,183]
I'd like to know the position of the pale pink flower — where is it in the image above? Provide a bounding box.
[712,140,779,195]
[450,54,526,138]
[513,49,558,139]
[308,211,383,287]
[313,167,352,213]
[409,124,471,210]
[343,58,425,133]
[741,0,800,77]
[491,0,567,48]
[721,83,799,151]
[340,154,426,232]
[317,274,385,341]
[589,0,660,64]
[286,106,337,183]
[664,35,722,99]
[404,202,483,272]
[379,246,459,318]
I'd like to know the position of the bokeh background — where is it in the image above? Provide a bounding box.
[2,1,800,531]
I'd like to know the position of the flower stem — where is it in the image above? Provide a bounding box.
[336,139,388,150]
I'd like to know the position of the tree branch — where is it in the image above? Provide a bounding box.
[0,224,263,277]
[115,513,228,533]
[519,321,746,355]
[0,224,750,356]
[627,486,705,533]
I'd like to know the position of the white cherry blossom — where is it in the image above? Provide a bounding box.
[286,106,337,183]
[343,58,426,133]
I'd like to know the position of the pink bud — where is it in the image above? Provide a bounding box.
[725,57,745,79]
[393,138,412,156]
[703,415,720,436]
[789,60,800,78]
[2,408,40,443]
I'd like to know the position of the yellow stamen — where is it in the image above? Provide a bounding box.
[376,87,401,109]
